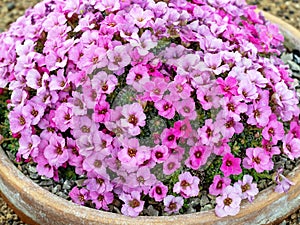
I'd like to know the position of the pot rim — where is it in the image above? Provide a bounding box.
[0,10,300,225]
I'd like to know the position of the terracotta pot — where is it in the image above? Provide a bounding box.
[0,11,300,225]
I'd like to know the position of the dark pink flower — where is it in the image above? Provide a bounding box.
[149,182,168,202]
[209,175,231,196]
[151,145,169,163]
[185,145,211,170]
[220,153,242,177]
[155,98,176,120]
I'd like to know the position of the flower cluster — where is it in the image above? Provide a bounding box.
[0,0,299,218]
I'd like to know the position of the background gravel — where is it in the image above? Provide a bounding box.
[0,0,299,224]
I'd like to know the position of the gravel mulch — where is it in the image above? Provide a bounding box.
[0,0,300,224]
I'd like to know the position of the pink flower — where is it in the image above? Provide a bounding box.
[8,105,29,134]
[198,119,215,145]
[161,128,180,149]
[126,64,150,92]
[128,5,154,28]
[209,175,231,196]
[149,182,168,202]
[173,172,200,198]
[93,100,111,123]
[163,155,181,175]
[215,185,242,217]
[274,168,295,193]
[282,133,300,160]
[237,78,258,102]
[163,195,184,214]
[143,78,168,102]
[243,147,274,173]
[89,191,114,210]
[185,145,211,170]
[262,114,284,144]
[174,98,197,120]
[233,175,258,202]
[91,71,118,95]
[120,191,145,217]
[221,96,247,121]
[168,75,193,100]
[151,145,169,163]
[216,76,238,97]
[52,103,73,132]
[82,151,106,177]
[247,101,272,127]
[69,187,89,206]
[155,98,176,119]
[262,138,280,157]
[107,45,131,71]
[220,153,242,177]
[44,134,69,167]
[120,103,146,136]
[17,132,40,159]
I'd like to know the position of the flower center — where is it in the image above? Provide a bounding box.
[78,194,85,202]
[227,103,235,112]
[97,194,104,201]
[156,186,162,195]
[64,113,71,120]
[195,150,202,158]
[206,127,212,137]
[128,114,138,126]
[56,146,63,155]
[169,202,177,210]
[180,180,190,188]
[96,178,104,185]
[225,119,234,128]
[226,160,232,167]
[223,197,232,206]
[137,176,145,184]
[128,148,137,157]
[129,199,140,208]
[155,151,163,159]
[253,109,260,118]
[167,134,175,141]
[241,184,250,192]
[183,106,190,113]
[268,128,274,135]
[163,104,170,111]
[81,125,90,133]
[99,108,108,115]
[31,109,38,117]
[135,74,143,81]
[93,160,102,168]
[253,157,261,164]
[167,162,175,170]
[19,116,26,125]
[216,180,223,189]
[102,83,108,91]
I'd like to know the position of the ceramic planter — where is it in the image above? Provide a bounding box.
[0,11,300,225]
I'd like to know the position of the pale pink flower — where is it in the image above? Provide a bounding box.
[215,185,242,217]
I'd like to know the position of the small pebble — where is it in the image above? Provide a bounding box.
[6,2,15,11]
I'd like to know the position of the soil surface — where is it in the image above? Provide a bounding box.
[0,0,300,224]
